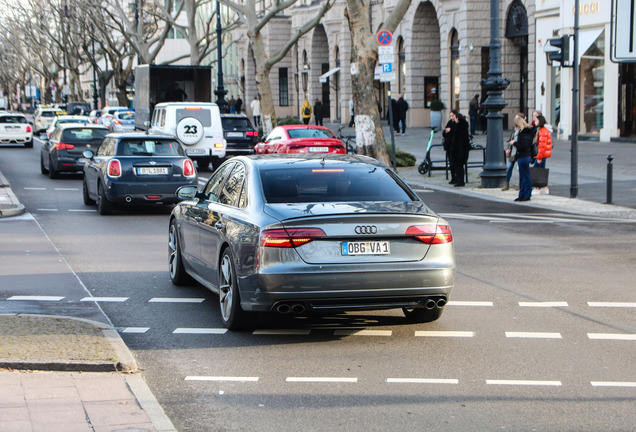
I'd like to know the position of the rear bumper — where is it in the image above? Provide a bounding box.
[0,135,32,144]
[105,178,198,204]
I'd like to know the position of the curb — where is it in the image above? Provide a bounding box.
[0,170,25,218]
[0,313,137,373]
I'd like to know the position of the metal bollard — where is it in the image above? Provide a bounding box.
[606,154,613,205]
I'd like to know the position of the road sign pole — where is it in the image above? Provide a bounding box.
[571,0,580,198]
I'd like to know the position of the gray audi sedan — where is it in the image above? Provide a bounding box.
[169,154,455,329]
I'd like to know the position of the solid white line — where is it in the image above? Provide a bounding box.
[7,295,64,301]
[333,329,392,336]
[173,328,228,334]
[252,329,311,335]
[415,331,474,338]
[412,189,434,193]
[68,209,97,212]
[387,378,458,384]
[24,187,46,190]
[149,297,205,303]
[587,333,636,341]
[121,327,150,334]
[185,376,259,382]
[505,332,562,339]
[519,301,568,307]
[588,302,636,308]
[36,208,58,212]
[590,381,636,387]
[486,380,562,386]
[54,188,79,191]
[286,377,358,383]
[447,301,494,307]
[81,297,128,302]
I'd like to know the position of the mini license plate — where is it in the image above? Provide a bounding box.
[227,132,244,138]
[342,241,390,256]
[309,146,329,152]
[137,167,169,175]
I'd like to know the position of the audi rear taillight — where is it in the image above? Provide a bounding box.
[406,224,453,244]
[26,125,32,133]
[55,142,74,150]
[107,159,121,177]
[183,159,195,177]
[261,228,326,248]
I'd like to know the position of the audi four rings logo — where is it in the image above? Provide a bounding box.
[355,225,378,234]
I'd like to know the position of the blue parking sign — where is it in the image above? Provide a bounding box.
[382,63,392,73]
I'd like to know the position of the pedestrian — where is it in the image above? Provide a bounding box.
[502,113,526,191]
[396,94,409,135]
[348,97,355,127]
[531,110,542,127]
[469,94,479,137]
[301,99,312,125]
[512,116,536,202]
[228,95,236,113]
[168,82,187,102]
[532,114,553,195]
[446,110,471,187]
[479,104,488,134]
[236,96,243,114]
[442,116,457,184]
[313,99,324,126]
[390,98,399,135]
[250,96,261,127]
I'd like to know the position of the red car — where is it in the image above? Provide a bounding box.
[255,125,346,154]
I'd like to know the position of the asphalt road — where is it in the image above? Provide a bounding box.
[1,140,635,431]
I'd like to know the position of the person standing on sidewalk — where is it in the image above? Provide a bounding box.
[469,94,479,137]
[396,94,409,135]
[348,97,355,127]
[313,99,324,126]
[448,110,470,187]
[513,117,536,201]
[503,113,526,191]
[301,99,312,125]
[250,96,261,127]
[236,96,243,114]
[532,114,553,195]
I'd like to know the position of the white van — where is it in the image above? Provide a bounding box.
[150,102,226,169]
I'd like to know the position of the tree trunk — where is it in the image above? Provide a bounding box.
[251,34,276,134]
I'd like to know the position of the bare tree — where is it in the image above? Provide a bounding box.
[345,0,411,164]
[220,0,335,131]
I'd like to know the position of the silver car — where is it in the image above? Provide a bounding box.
[169,154,455,329]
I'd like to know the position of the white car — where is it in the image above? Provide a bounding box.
[98,106,128,128]
[34,107,66,133]
[150,102,226,170]
[0,112,33,148]
[109,110,135,132]
[45,115,91,139]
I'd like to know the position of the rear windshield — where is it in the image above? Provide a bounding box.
[0,116,27,124]
[287,128,336,139]
[116,139,184,156]
[115,112,134,120]
[41,111,63,118]
[260,166,416,204]
[222,117,252,129]
[61,128,108,144]
[56,118,88,126]
[176,108,212,127]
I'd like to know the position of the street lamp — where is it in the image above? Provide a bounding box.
[479,0,510,188]
[213,0,227,111]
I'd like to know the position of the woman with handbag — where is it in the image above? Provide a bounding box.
[502,113,526,191]
[531,115,553,195]
[513,116,536,202]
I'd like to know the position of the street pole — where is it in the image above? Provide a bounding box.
[387,84,396,171]
[213,0,227,111]
[92,38,99,110]
[479,0,510,188]
[571,0,580,198]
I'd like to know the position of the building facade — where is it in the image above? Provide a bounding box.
[234,0,535,131]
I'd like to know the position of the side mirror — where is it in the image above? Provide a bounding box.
[83,150,94,159]
[176,185,200,200]
[39,133,48,141]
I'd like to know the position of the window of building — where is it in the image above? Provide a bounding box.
[279,68,289,106]
[581,30,605,135]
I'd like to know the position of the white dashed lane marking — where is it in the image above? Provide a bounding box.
[587,333,636,341]
[121,327,150,334]
[24,187,46,190]
[81,297,128,302]
[149,297,205,303]
[286,377,358,383]
[415,331,475,338]
[505,332,562,339]
[591,381,636,387]
[36,209,58,212]
[387,378,458,384]
[587,302,636,308]
[173,328,228,334]
[519,301,568,307]
[185,376,259,382]
[7,296,64,301]
[486,380,562,386]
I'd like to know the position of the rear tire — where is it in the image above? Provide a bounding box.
[48,157,59,179]
[196,158,211,171]
[40,156,48,174]
[83,178,95,205]
[97,181,114,215]
[219,249,248,330]
[403,306,443,323]
[25,141,33,148]
[168,220,193,285]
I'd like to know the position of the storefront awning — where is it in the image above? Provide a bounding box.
[319,68,340,83]
[578,29,604,63]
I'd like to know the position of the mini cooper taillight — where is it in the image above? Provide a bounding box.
[26,125,32,133]
[405,224,453,244]
[55,142,75,151]
[107,159,122,178]
[183,159,195,177]
[261,228,326,248]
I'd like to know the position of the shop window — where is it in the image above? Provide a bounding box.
[581,30,605,135]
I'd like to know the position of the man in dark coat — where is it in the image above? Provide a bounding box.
[444,110,471,187]
[313,99,324,126]
[396,94,409,135]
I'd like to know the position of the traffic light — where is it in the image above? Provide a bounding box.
[548,35,570,67]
